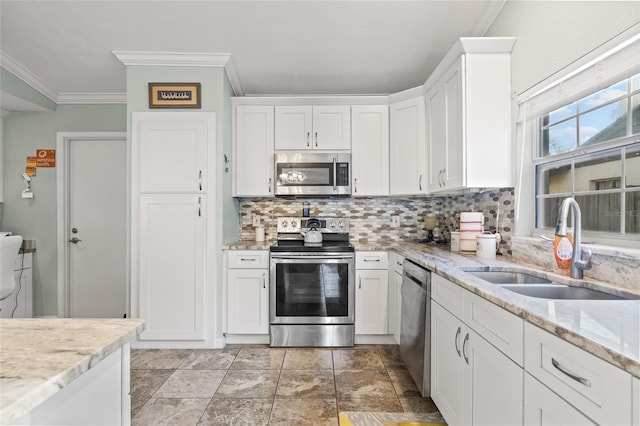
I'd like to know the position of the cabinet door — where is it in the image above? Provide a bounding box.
[227,269,269,334]
[312,105,351,150]
[355,269,388,335]
[389,97,426,195]
[468,329,523,426]
[235,106,275,196]
[351,105,389,196]
[442,58,464,190]
[431,301,466,426]
[134,113,210,193]
[275,106,313,150]
[524,373,596,426]
[426,83,446,193]
[138,194,205,341]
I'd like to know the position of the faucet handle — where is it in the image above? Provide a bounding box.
[576,248,593,271]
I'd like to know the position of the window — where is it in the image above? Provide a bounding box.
[535,72,640,238]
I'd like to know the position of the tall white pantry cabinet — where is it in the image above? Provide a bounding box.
[131,112,216,347]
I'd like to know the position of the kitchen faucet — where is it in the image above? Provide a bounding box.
[555,197,592,279]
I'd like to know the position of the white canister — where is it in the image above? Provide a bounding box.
[450,231,460,252]
[476,234,498,259]
[255,226,265,242]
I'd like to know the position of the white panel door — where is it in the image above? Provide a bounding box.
[136,116,208,193]
[389,97,426,195]
[227,269,269,334]
[431,301,466,426]
[68,137,126,318]
[443,58,465,190]
[138,194,205,341]
[235,106,275,196]
[275,106,313,150]
[468,329,523,426]
[427,83,446,192]
[355,269,388,335]
[312,105,351,150]
[351,105,389,196]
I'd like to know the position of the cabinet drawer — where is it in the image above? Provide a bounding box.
[431,274,464,319]
[228,250,269,269]
[356,251,388,269]
[14,252,32,271]
[464,292,523,365]
[524,323,632,426]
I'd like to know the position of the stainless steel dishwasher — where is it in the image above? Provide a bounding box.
[399,259,431,396]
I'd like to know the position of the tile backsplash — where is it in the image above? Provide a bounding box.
[239,188,515,255]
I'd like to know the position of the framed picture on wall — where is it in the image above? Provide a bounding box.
[148,83,201,108]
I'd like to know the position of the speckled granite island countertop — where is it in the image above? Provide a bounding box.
[224,240,640,378]
[0,318,145,424]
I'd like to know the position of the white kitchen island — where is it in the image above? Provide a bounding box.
[0,318,145,425]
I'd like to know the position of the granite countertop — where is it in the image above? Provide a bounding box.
[224,239,640,378]
[0,318,145,425]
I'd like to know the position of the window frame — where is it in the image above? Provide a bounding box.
[533,72,640,243]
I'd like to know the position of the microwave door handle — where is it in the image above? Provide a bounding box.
[333,157,337,192]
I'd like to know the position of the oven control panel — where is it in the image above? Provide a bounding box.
[277,217,350,234]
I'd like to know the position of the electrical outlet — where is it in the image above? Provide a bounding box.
[391,215,400,228]
[252,215,261,227]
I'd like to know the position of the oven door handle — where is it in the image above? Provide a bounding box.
[271,253,354,260]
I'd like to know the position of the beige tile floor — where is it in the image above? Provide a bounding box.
[130,345,444,426]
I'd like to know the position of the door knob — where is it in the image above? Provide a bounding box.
[69,237,82,244]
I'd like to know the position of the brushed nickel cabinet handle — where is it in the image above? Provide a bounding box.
[463,333,470,364]
[262,272,266,289]
[315,131,318,147]
[419,174,423,191]
[198,197,202,217]
[199,170,202,191]
[551,358,592,387]
[268,177,272,193]
[306,132,310,147]
[455,326,462,357]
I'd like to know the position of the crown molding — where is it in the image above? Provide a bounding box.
[57,93,127,104]
[112,51,232,67]
[0,51,58,102]
[112,51,244,96]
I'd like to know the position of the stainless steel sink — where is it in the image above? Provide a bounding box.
[498,284,639,301]
[464,268,640,301]
[466,270,551,284]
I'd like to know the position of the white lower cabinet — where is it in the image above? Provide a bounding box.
[431,301,523,426]
[524,322,633,426]
[431,273,523,426]
[226,250,269,335]
[355,252,388,335]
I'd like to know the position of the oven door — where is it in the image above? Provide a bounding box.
[270,252,355,325]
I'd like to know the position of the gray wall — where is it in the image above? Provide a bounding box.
[485,1,640,237]
[2,104,126,316]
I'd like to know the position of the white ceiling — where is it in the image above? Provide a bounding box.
[0,0,505,107]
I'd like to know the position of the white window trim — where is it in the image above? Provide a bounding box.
[515,24,640,249]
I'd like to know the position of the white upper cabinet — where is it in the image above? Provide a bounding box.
[275,105,350,150]
[234,105,275,197]
[389,97,427,195]
[426,38,514,193]
[351,105,389,196]
[136,115,208,193]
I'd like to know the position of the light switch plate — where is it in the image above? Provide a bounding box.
[391,215,400,227]
[252,215,261,226]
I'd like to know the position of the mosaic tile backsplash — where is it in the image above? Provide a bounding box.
[238,188,515,256]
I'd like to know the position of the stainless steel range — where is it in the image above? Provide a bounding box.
[269,217,354,347]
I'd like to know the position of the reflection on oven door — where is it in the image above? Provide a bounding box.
[276,264,349,318]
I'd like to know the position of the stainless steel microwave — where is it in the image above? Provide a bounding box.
[274,152,351,196]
